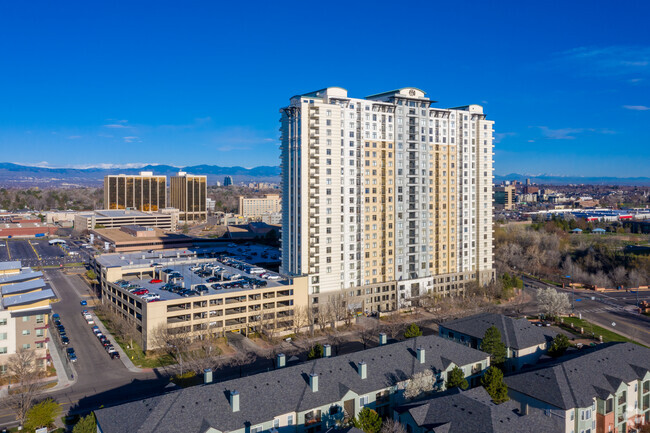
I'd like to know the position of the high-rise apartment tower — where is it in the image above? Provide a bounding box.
[104,172,167,212]
[280,87,494,311]
[170,172,207,222]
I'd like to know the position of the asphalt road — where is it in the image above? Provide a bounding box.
[0,270,167,428]
[523,276,650,346]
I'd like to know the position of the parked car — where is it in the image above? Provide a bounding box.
[66,348,77,362]
[110,351,120,359]
[80,300,87,306]
[52,313,60,320]
[61,336,70,345]
[149,279,163,283]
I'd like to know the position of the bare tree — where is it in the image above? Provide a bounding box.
[229,350,257,378]
[380,418,407,433]
[359,321,378,349]
[315,306,329,332]
[536,287,571,319]
[404,370,434,400]
[292,306,309,336]
[151,325,193,375]
[2,349,42,425]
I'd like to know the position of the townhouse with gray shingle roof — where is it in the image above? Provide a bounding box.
[505,342,650,433]
[395,386,565,433]
[439,313,556,371]
[95,334,490,433]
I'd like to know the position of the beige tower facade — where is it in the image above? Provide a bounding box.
[104,171,167,211]
[170,172,207,223]
[280,87,495,312]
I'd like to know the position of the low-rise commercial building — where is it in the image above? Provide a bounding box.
[439,313,555,372]
[0,221,58,239]
[506,342,650,433]
[91,226,194,252]
[93,249,308,350]
[0,261,56,374]
[94,334,490,433]
[74,209,177,232]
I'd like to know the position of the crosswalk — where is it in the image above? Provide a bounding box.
[575,304,639,314]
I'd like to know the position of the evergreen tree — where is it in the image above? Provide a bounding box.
[481,326,507,368]
[446,366,469,390]
[548,334,571,358]
[403,323,422,339]
[73,413,97,433]
[307,343,324,359]
[481,366,509,404]
[354,408,382,433]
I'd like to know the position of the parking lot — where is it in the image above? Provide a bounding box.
[0,239,86,267]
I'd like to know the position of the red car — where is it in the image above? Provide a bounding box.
[133,289,149,295]
[149,279,163,283]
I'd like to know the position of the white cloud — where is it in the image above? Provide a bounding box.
[536,126,616,139]
[623,105,650,111]
[123,136,141,143]
[104,124,129,129]
[552,46,650,77]
[67,135,82,139]
[493,132,516,143]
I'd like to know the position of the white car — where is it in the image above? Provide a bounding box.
[267,275,281,280]
[249,268,265,274]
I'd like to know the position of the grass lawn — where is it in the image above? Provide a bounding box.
[94,312,175,369]
[560,316,644,346]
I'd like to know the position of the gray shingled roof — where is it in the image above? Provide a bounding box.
[440,313,554,350]
[397,387,564,433]
[506,342,650,410]
[1,278,46,296]
[95,335,489,433]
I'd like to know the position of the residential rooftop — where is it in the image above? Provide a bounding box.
[505,342,650,410]
[440,313,555,350]
[94,334,489,433]
[397,386,565,433]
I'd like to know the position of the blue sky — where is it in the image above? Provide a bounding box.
[0,1,649,177]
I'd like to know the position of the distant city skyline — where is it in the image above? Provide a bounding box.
[1,1,649,176]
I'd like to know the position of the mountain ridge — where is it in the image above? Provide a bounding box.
[1,163,648,187]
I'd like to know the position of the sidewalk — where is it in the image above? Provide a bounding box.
[46,338,76,392]
[91,312,145,373]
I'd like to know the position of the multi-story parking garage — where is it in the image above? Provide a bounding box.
[93,248,308,350]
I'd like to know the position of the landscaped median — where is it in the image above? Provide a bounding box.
[559,316,645,346]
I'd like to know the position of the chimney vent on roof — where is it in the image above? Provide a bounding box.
[204,368,213,384]
[309,373,319,392]
[417,347,425,364]
[230,390,240,412]
[379,333,387,346]
[276,353,286,368]
[323,344,332,358]
[358,361,367,380]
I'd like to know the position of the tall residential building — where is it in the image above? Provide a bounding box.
[170,172,207,223]
[104,171,167,212]
[224,176,234,186]
[494,185,515,210]
[238,194,281,217]
[0,261,56,374]
[280,87,494,310]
